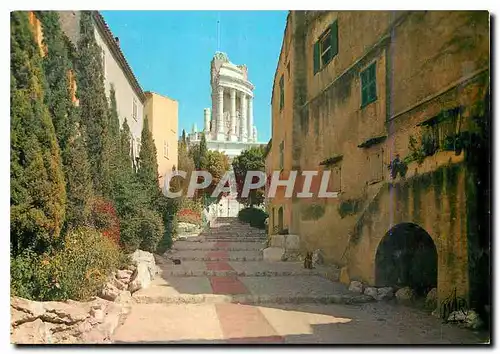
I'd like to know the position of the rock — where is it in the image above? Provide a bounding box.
[425,288,437,308]
[395,287,415,304]
[11,318,51,344]
[364,287,378,299]
[10,297,129,344]
[312,249,324,266]
[128,263,152,293]
[114,291,133,305]
[11,297,46,326]
[348,281,364,294]
[130,249,157,280]
[263,247,285,262]
[90,308,105,322]
[99,283,121,302]
[339,267,350,285]
[41,301,90,324]
[448,310,483,329]
[112,277,128,291]
[376,287,394,301]
[282,250,301,262]
[115,269,133,283]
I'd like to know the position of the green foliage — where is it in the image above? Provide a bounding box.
[238,207,268,229]
[137,116,161,203]
[156,194,179,254]
[232,146,266,207]
[190,132,209,170]
[338,199,362,218]
[10,11,67,256]
[405,131,438,166]
[39,11,93,229]
[301,204,325,221]
[137,209,165,253]
[11,228,122,301]
[177,133,195,195]
[76,11,112,196]
[204,150,230,200]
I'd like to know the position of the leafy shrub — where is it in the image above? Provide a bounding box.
[11,228,122,301]
[238,207,268,229]
[119,217,141,252]
[177,208,202,226]
[137,209,165,253]
[90,197,120,245]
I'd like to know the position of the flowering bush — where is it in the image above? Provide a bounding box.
[90,197,120,246]
[11,228,124,301]
[177,208,202,226]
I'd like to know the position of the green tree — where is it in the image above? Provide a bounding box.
[38,11,93,228]
[137,115,160,204]
[190,132,208,170]
[232,146,266,207]
[177,131,195,195]
[10,11,67,255]
[76,11,112,196]
[205,150,230,201]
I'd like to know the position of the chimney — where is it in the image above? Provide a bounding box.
[114,36,120,45]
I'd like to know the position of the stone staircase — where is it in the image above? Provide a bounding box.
[130,217,372,306]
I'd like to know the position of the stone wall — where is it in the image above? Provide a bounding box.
[274,11,489,305]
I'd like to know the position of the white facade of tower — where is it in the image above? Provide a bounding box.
[188,52,265,162]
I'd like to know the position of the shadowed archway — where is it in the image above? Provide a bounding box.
[375,223,437,296]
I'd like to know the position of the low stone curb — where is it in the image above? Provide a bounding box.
[132,293,376,306]
[163,269,326,277]
[172,246,264,251]
[175,256,263,261]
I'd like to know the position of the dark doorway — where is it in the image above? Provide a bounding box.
[375,223,437,296]
[278,207,284,232]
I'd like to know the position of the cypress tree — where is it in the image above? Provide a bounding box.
[76,11,112,197]
[137,116,160,203]
[38,11,93,228]
[10,11,66,255]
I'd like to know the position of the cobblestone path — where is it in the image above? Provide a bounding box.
[112,217,487,344]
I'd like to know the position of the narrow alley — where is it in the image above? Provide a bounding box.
[111,218,486,344]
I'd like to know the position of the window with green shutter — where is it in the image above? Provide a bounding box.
[361,62,377,107]
[313,20,338,75]
[279,74,284,110]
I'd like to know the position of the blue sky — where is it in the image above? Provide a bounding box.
[101,11,288,142]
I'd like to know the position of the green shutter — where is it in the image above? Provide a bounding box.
[331,20,338,57]
[313,41,320,74]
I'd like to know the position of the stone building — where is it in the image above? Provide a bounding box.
[267,11,490,311]
[58,11,146,159]
[144,92,179,190]
[188,52,265,162]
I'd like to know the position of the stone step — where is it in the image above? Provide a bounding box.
[170,250,263,262]
[172,241,265,251]
[157,260,337,278]
[179,238,266,243]
[132,275,370,305]
[133,293,375,305]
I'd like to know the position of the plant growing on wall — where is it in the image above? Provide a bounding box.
[338,199,363,218]
[301,204,325,221]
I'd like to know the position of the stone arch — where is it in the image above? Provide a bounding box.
[375,223,437,296]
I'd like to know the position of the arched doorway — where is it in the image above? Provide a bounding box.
[375,223,437,296]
